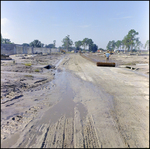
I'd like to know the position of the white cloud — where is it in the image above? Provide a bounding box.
[1,18,9,26]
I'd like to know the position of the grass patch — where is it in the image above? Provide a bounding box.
[39,62,48,65]
[35,69,40,72]
[24,63,32,66]
[125,62,136,65]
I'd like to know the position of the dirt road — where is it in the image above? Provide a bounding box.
[1,54,149,148]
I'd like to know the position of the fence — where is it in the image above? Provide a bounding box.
[1,44,60,55]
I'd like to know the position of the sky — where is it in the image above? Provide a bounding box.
[1,1,149,49]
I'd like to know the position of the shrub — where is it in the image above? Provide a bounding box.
[24,63,32,66]
[125,62,136,65]
[35,69,40,72]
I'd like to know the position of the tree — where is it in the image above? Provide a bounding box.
[53,40,56,48]
[45,44,54,48]
[2,38,11,44]
[106,41,112,50]
[22,43,30,47]
[29,40,42,47]
[115,40,122,50]
[75,40,82,51]
[135,41,142,51]
[122,35,131,52]
[123,29,139,52]
[111,40,116,51]
[90,44,98,53]
[98,48,105,51]
[87,39,93,51]
[41,43,44,47]
[82,38,89,50]
[145,40,149,50]
[62,35,73,51]
[122,38,127,53]
[106,40,116,51]
[89,43,98,53]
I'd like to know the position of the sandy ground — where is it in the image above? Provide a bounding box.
[1,53,149,148]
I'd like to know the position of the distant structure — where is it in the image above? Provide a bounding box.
[1,43,60,55]
[114,49,124,53]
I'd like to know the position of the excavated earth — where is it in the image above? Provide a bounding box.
[1,53,149,148]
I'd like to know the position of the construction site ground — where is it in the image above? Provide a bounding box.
[1,53,149,148]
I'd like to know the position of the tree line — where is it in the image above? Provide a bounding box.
[106,29,149,52]
[1,34,14,44]
[1,30,149,53]
[61,35,98,53]
[1,34,57,48]
[22,40,56,48]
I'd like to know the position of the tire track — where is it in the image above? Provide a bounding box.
[83,117,100,148]
[41,126,50,148]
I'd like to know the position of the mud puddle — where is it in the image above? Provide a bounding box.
[2,66,88,148]
[39,68,88,125]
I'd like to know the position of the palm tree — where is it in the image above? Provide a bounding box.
[62,35,73,51]
[82,38,88,50]
[135,41,142,51]
[145,40,149,50]
[87,39,93,51]
[53,40,56,48]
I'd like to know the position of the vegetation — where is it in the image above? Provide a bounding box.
[82,38,89,50]
[29,40,44,47]
[22,43,30,47]
[106,29,144,53]
[24,63,32,66]
[135,41,143,51]
[53,40,56,48]
[87,39,94,51]
[125,62,136,65]
[145,40,149,50]
[62,35,73,51]
[75,40,82,51]
[123,29,139,52]
[74,38,98,53]
[90,44,98,53]
[1,30,148,53]
[45,44,55,48]
[35,69,40,72]
[1,34,14,44]
[115,40,122,50]
[98,48,105,51]
[106,40,116,51]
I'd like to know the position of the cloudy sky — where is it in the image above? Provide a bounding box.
[1,1,149,49]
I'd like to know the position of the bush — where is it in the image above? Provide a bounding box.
[24,63,32,66]
[35,69,40,72]
[125,62,136,65]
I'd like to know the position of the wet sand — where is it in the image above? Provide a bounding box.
[1,53,149,148]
